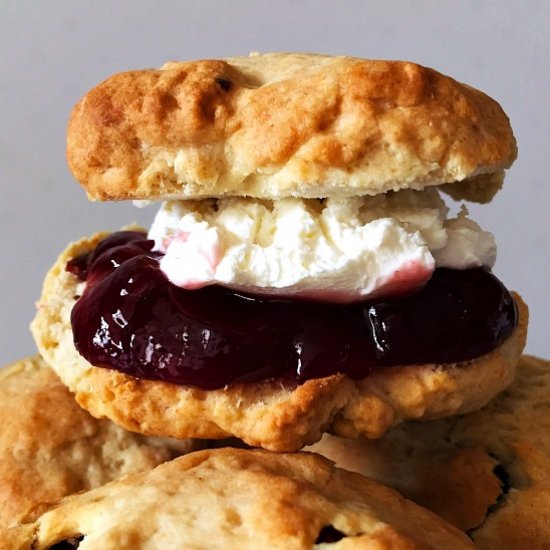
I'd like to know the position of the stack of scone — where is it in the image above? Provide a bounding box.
[5,53,546,549]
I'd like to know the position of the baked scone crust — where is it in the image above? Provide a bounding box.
[67,53,516,202]
[8,448,473,549]
[0,355,199,529]
[308,355,550,549]
[31,232,527,451]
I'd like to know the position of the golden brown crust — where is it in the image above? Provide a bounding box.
[67,53,516,201]
[308,355,550,549]
[7,448,473,549]
[31,232,527,451]
[0,355,200,529]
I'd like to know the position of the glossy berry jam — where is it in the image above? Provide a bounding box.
[68,231,518,390]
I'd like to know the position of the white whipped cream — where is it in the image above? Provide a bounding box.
[148,190,496,303]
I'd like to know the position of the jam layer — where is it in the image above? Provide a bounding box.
[68,231,518,390]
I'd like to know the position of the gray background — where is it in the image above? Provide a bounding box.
[1,1,548,365]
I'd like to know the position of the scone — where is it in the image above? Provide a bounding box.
[0,355,200,528]
[308,355,550,549]
[33,53,527,451]
[6,447,473,549]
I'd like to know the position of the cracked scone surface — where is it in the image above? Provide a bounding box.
[308,355,550,549]
[0,355,199,529]
[31,232,527,451]
[67,52,516,202]
[8,447,473,549]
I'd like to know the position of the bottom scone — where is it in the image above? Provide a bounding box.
[7,447,473,549]
[31,230,528,451]
[0,355,200,528]
[308,355,550,549]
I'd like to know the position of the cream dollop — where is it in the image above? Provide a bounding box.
[148,190,496,303]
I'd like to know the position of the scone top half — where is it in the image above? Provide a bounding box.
[68,52,515,201]
[34,53,526,450]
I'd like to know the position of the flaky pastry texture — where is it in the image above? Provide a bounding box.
[7,448,473,549]
[308,355,550,549]
[0,355,200,529]
[31,232,527,451]
[67,53,516,202]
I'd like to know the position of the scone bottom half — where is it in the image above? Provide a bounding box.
[31,228,527,451]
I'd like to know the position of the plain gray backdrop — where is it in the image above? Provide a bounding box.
[1,1,548,365]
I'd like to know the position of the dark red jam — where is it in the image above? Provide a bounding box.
[67,231,518,390]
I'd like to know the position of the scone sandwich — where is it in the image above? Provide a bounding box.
[32,53,527,451]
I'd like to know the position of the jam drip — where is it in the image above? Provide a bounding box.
[68,232,518,390]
